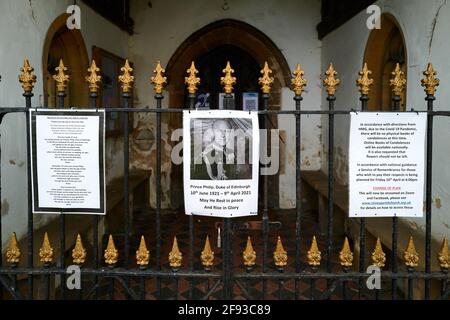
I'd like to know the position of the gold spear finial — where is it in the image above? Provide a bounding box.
[290,64,307,96]
[39,232,54,264]
[19,59,36,93]
[185,61,200,94]
[221,61,236,94]
[168,236,182,270]
[273,236,287,269]
[438,238,449,270]
[404,236,419,268]
[259,61,274,94]
[421,63,439,96]
[6,232,21,265]
[390,63,406,96]
[52,59,70,93]
[118,59,134,93]
[339,237,353,268]
[201,235,214,270]
[85,60,102,93]
[72,234,87,265]
[371,238,386,268]
[136,235,150,267]
[323,63,340,96]
[242,236,256,268]
[151,61,167,94]
[307,236,321,267]
[104,234,118,266]
[356,62,374,96]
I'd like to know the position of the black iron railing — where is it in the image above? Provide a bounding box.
[0,60,449,300]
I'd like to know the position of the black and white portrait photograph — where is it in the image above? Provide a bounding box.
[190,117,253,180]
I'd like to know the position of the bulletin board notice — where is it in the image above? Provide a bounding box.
[30,109,105,214]
[349,112,426,218]
[183,110,260,218]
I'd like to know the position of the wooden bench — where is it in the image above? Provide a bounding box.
[104,169,151,234]
[301,170,348,236]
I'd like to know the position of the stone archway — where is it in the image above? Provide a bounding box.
[42,14,89,107]
[166,19,291,209]
[363,14,407,111]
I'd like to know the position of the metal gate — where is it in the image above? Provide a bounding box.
[0,58,449,300]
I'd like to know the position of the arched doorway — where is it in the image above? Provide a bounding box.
[363,14,407,111]
[42,14,89,107]
[190,44,260,109]
[166,19,291,209]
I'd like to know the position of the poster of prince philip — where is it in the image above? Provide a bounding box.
[190,117,253,180]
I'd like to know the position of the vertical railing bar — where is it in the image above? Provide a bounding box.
[222,94,234,299]
[89,93,100,300]
[59,214,65,299]
[392,216,398,299]
[224,218,233,298]
[310,278,315,300]
[12,274,17,299]
[155,93,163,298]
[44,267,50,300]
[294,94,302,300]
[342,278,347,300]
[188,187,194,297]
[222,217,227,299]
[441,272,448,299]
[174,277,179,300]
[78,279,83,300]
[228,218,234,298]
[109,277,114,300]
[326,93,335,296]
[342,266,349,300]
[25,91,33,299]
[391,95,400,300]
[122,92,131,299]
[226,95,234,300]
[139,276,145,300]
[245,276,249,301]
[278,278,282,300]
[359,94,368,299]
[188,93,195,299]
[262,92,269,300]
[77,266,83,300]
[424,93,434,299]
[408,271,413,300]
[56,91,66,300]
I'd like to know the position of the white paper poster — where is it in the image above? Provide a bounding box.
[219,93,235,109]
[349,112,426,217]
[183,110,259,217]
[30,109,106,214]
[243,92,258,111]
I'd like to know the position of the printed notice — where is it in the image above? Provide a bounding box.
[349,112,426,217]
[183,110,259,217]
[30,110,105,214]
